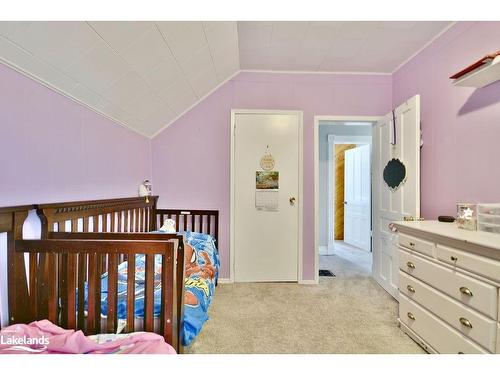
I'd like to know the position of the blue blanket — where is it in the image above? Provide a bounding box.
[88,231,219,347]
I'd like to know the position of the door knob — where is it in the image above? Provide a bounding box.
[289,197,296,205]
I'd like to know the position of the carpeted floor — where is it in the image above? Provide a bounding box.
[185,242,424,354]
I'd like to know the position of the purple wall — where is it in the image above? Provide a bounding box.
[0,63,151,207]
[393,21,500,220]
[151,72,393,280]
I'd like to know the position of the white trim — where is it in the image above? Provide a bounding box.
[327,134,372,253]
[314,115,381,285]
[150,70,241,138]
[298,279,318,285]
[240,69,391,76]
[216,278,233,284]
[391,22,457,75]
[230,109,304,283]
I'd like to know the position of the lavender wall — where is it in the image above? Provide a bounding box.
[151,72,393,280]
[0,63,152,207]
[393,21,500,219]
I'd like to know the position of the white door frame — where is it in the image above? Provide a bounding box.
[230,109,304,283]
[326,135,372,254]
[314,115,380,284]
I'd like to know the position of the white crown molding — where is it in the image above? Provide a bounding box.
[391,21,458,75]
[150,69,241,138]
[0,56,150,138]
[239,69,392,76]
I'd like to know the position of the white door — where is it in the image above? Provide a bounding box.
[344,144,371,251]
[233,111,301,282]
[372,95,421,299]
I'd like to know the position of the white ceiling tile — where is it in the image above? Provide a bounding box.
[212,46,239,80]
[141,58,182,94]
[102,71,150,108]
[88,21,154,53]
[188,66,218,98]
[158,76,198,115]
[132,91,168,121]
[157,21,207,64]
[4,21,101,69]
[63,40,131,93]
[180,46,214,78]
[204,21,238,55]
[120,26,175,73]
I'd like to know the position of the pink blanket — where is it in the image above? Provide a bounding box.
[0,320,176,354]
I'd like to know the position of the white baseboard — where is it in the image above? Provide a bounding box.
[217,278,233,284]
[299,279,319,285]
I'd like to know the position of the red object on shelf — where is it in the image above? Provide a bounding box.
[450,51,500,79]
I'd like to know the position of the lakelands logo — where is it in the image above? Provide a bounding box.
[0,331,49,353]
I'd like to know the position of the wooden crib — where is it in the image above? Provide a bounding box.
[0,196,219,353]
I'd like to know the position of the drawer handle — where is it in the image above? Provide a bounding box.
[406,285,415,293]
[458,352,464,354]
[406,261,415,269]
[409,242,416,247]
[459,317,473,329]
[407,312,416,320]
[459,287,473,297]
[450,256,458,262]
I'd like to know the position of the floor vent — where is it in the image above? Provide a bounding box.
[319,269,335,277]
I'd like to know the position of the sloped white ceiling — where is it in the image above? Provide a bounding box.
[238,21,451,72]
[0,21,451,137]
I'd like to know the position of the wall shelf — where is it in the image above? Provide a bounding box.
[450,52,500,88]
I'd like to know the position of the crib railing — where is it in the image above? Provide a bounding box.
[14,236,184,350]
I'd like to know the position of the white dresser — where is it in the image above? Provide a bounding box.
[394,221,500,354]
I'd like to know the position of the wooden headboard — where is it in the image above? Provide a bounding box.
[37,196,158,236]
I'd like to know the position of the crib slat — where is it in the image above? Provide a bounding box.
[134,209,139,232]
[124,211,129,233]
[144,254,155,332]
[174,215,178,233]
[101,214,106,233]
[29,253,38,320]
[87,253,97,334]
[118,211,122,233]
[107,253,118,333]
[59,253,68,326]
[83,217,89,232]
[207,215,211,235]
[112,212,116,232]
[126,254,136,333]
[191,214,195,232]
[47,253,58,324]
[161,250,175,346]
[95,253,103,332]
[77,253,87,330]
[66,254,77,329]
[93,215,98,233]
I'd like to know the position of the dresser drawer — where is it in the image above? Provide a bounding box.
[399,249,498,319]
[399,271,497,352]
[398,233,434,257]
[399,294,489,353]
[437,245,500,283]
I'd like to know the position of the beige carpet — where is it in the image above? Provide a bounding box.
[186,242,424,354]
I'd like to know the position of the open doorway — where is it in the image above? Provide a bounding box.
[314,117,378,280]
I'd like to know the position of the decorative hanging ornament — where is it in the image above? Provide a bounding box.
[260,145,275,171]
[383,158,406,191]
